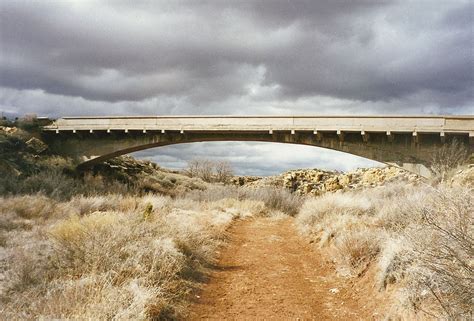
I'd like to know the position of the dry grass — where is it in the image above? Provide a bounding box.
[0,194,268,320]
[296,183,474,319]
[297,192,375,246]
[403,187,473,319]
[185,185,303,216]
[0,194,58,219]
[333,229,382,277]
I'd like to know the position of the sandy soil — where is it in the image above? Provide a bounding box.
[187,216,380,320]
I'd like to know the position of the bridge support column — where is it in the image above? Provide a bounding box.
[314,130,322,141]
[361,131,369,143]
[412,131,418,145]
[337,130,344,142]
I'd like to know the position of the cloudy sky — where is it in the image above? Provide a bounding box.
[1,1,473,174]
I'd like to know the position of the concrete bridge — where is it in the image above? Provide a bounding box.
[42,115,474,177]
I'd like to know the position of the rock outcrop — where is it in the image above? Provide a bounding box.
[25,137,48,154]
[233,166,422,195]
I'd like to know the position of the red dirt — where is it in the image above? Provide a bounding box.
[187,216,384,320]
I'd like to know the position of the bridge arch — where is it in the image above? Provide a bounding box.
[42,115,474,177]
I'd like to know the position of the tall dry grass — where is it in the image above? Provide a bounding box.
[296,183,473,319]
[0,193,267,320]
[185,185,303,216]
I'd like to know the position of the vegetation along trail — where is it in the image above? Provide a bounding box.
[188,216,371,320]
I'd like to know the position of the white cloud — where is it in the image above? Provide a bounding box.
[132,142,381,176]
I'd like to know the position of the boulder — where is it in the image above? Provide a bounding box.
[0,126,18,134]
[25,137,48,154]
[324,177,343,192]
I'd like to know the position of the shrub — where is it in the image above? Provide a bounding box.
[214,160,234,183]
[430,139,469,181]
[186,158,214,182]
[185,158,233,183]
[185,185,303,216]
[404,186,473,319]
[296,182,473,319]
[376,237,412,290]
[334,230,381,276]
[296,192,374,239]
[0,195,58,219]
[18,168,83,200]
[247,187,303,216]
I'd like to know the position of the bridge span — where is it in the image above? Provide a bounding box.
[42,115,474,177]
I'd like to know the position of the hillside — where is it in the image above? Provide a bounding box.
[0,125,207,199]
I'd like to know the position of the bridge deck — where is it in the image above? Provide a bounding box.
[44,115,474,135]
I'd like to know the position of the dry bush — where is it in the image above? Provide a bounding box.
[137,171,206,197]
[18,168,83,200]
[248,187,303,216]
[403,186,473,319]
[82,172,133,195]
[185,158,233,183]
[296,192,374,242]
[376,237,413,290]
[431,138,470,181]
[1,194,266,320]
[334,230,382,276]
[184,184,244,202]
[185,185,303,216]
[1,168,134,201]
[214,160,234,183]
[295,189,392,280]
[296,182,473,319]
[64,194,145,216]
[207,198,268,218]
[374,185,430,232]
[36,155,76,171]
[186,158,215,182]
[0,194,58,220]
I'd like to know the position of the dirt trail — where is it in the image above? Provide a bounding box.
[187,216,374,320]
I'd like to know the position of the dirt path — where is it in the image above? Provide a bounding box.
[187,216,374,320]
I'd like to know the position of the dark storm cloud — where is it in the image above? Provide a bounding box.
[1,0,472,111]
[1,1,472,174]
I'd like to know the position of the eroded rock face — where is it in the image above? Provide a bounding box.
[25,137,48,154]
[0,126,18,134]
[232,166,423,195]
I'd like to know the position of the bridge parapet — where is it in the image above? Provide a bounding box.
[42,115,474,177]
[44,115,473,135]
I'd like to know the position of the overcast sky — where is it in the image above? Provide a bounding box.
[1,1,473,174]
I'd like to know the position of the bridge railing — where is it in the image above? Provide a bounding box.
[43,115,474,135]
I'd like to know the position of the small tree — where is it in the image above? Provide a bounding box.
[214,160,233,183]
[185,158,201,178]
[185,158,233,183]
[430,139,469,181]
